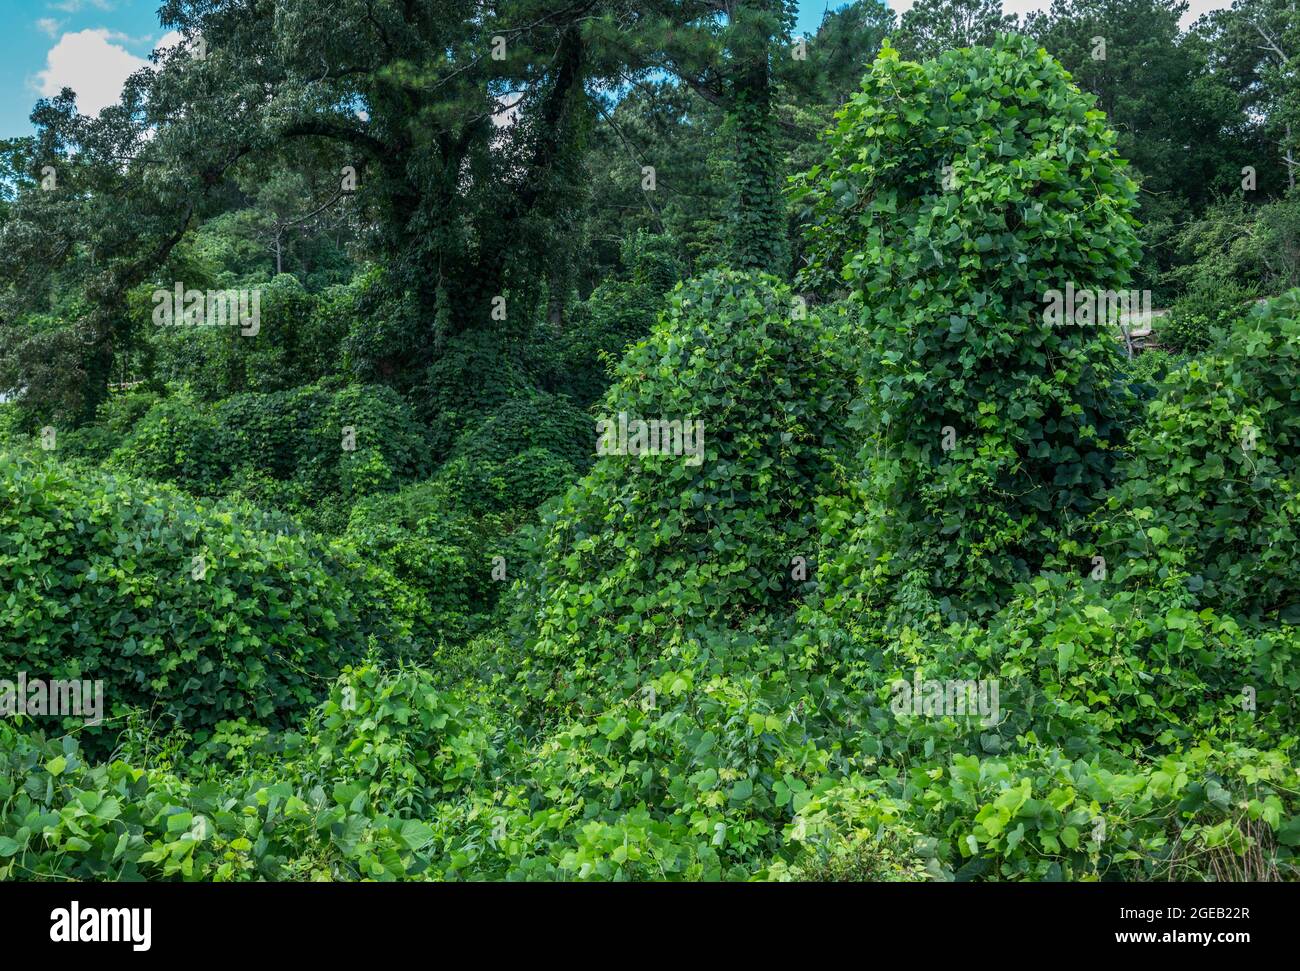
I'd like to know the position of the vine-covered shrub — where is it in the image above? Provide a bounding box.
[1160,279,1256,354]
[148,274,323,401]
[335,391,594,649]
[217,383,429,508]
[214,386,327,482]
[793,37,1141,617]
[514,270,857,714]
[0,404,20,448]
[108,383,429,529]
[448,393,591,475]
[54,385,165,466]
[106,390,227,493]
[309,384,432,504]
[419,328,533,458]
[343,480,510,645]
[0,453,389,745]
[341,268,431,393]
[436,392,592,514]
[1099,291,1300,621]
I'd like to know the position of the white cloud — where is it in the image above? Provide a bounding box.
[32,28,151,116]
[889,0,1232,30]
[36,18,65,38]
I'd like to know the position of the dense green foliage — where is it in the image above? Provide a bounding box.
[9,276,1300,881]
[103,383,430,532]
[2,6,1300,887]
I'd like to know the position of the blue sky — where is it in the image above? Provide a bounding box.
[0,0,1226,140]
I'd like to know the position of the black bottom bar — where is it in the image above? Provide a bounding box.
[0,880,1285,956]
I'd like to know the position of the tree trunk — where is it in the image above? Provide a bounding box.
[727,1,789,277]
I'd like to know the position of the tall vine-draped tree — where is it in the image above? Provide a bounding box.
[577,80,727,286]
[576,1,889,286]
[619,0,796,276]
[793,37,1142,616]
[724,0,794,274]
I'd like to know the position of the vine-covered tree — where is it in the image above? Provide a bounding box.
[794,36,1142,616]
[0,1,644,421]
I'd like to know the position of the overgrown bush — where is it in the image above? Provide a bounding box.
[106,389,227,493]
[437,392,592,514]
[514,270,857,715]
[341,269,432,394]
[418,328,533,458]
[874,574,1300,759]
[1160,279,1256,354]
[0,452,409,747]
[772,741,1300,882]
[793,36,1141,618]
[54,385,164,466]
[1099,290,1300,621]
[108,382,429,530]
[1165,191,1300,317]
[343,480,509,646]
[148,274,323,401]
